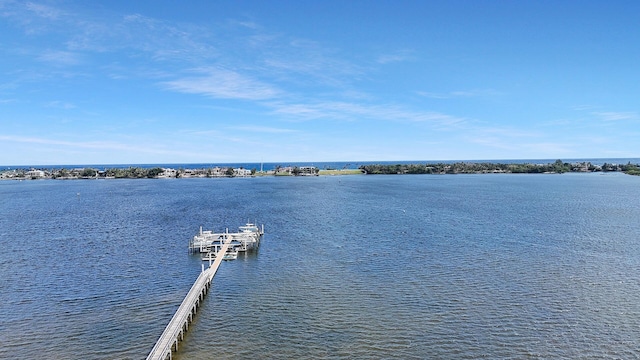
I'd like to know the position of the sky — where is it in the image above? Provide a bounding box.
[1,0,639,165]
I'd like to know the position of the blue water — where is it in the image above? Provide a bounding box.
[1,173,640,359]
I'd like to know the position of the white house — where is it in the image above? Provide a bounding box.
[27,170,46,178]
[234,168,252,177]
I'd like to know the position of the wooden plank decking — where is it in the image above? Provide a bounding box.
[146,236,232,360]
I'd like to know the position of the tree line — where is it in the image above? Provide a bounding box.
[359,160,640,175]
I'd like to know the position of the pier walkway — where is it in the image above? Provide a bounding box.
[146,235,232,360]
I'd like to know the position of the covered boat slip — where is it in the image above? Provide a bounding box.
[201,246,238,262]
[189,222,264,254]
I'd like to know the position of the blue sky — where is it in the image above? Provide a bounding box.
[1,0,639,165]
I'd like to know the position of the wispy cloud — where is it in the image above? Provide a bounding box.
[593,111,637,121]
[260,41,364,88]
[0,134,132,150]
[467,135,577,157]
[2,4,216,63]
[1,1,69,34]
[25,2,64,19]
[269,100,467,129]
[571,105,597,111]
[222,30,367,89]
[0,134,201,159]
[520,142,577,156]
[38,50,82,66]
[417,92,450,99]
[179,129,222,137]
[451,89,500,97]
[262,56,361,88]
[475,127,541,138]
[163,67,282,100]
[5,2,359,96]
[236,20,260,30]
[376,50,414,64]
[119,13,218,62]
[418,89,500,99]
[228,125,298,134]
[45,100,76,109]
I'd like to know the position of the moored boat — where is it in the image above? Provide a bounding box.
[222,249,238,261]
[239,222,262,234]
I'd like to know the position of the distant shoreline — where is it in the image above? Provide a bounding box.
[2,157,640,171]
[1,160,639,180]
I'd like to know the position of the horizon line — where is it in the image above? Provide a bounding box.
[2,157,639,169]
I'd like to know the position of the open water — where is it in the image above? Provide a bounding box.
[1,172,640,359]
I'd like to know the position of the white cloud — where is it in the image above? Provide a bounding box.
[25,2,64,20]
[0,134,206,160]
[236,20,260,30]
[451,89,500,97]
[593,112,637,121]
[418,89,500,99]
[571,105,597,111]
[38,50,81,66]
[0,134,135,151]
[376,50,414,64]
[163,67,281,101]
[1,1,69,35]
[269,100,467,129]
[46,100,76,109]
[228,125,298,134]
[416,91,450,99]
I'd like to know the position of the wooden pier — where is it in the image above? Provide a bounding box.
[146,235,233,360]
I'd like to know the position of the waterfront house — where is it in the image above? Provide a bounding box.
[299,166,318,176]
[27,170,46,179]
[234,168,252,177]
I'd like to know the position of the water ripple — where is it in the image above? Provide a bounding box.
[2,174,640,358]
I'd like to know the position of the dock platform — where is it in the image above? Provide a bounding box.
[146,235,232,360]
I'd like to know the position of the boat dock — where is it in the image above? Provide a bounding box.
[189,222,264,254]
[145,235,233,360]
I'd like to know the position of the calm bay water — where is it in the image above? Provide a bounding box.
[1,173,640,359]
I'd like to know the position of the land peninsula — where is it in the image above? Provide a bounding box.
[1,160,639,180]
[359,160,640,175]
